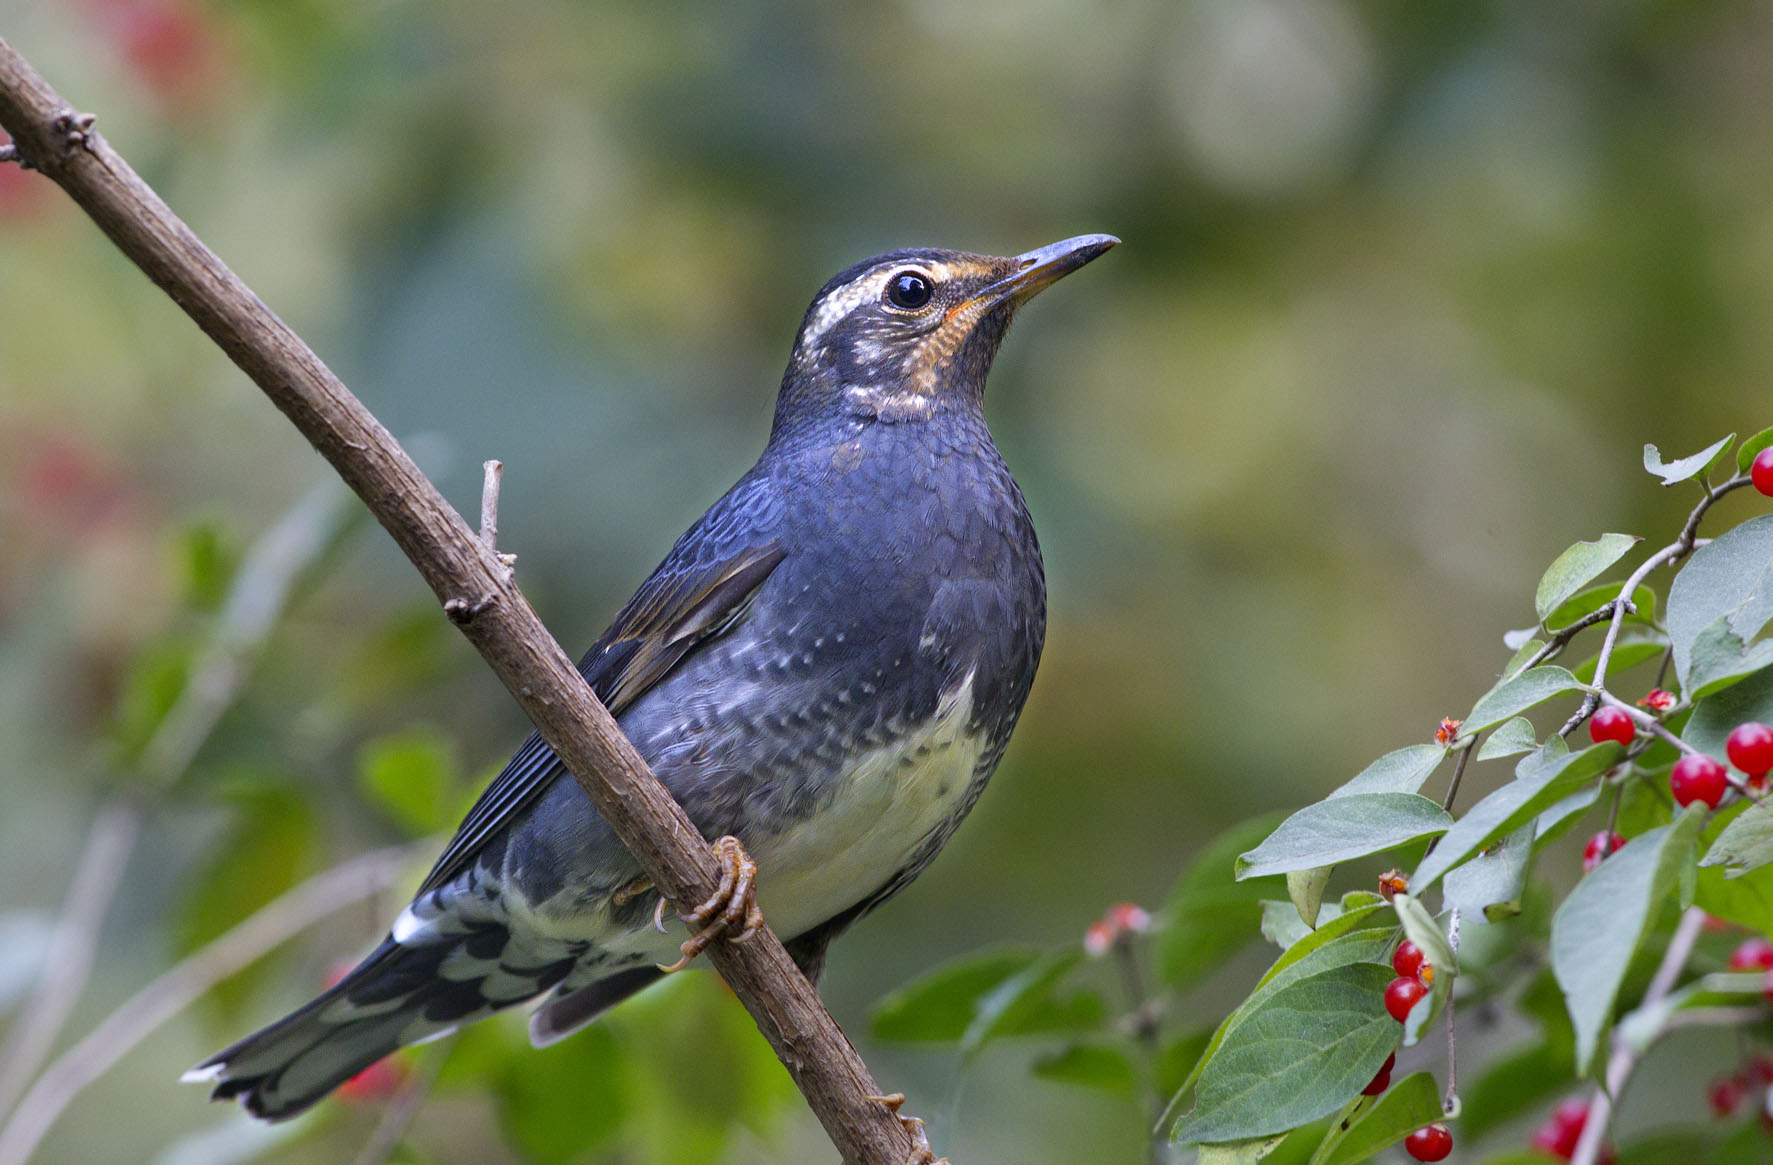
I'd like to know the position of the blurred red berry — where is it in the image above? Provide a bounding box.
[1753,447,1773,498]
[1727,722,1773,777]
[109,0,226,108]
[1362,1052,1396,1096]
[1392,941,1426,981]
[1435,717,1462,746]
[1670,754,1729,808]
[1530,1097,1591,1159]
[1639,688,1677,713]
[1745,1055,1773,1086]
[1404,1123,1453,1162]
[1589,706,1636,747]
[1105,902,1151,933]
[338,1056,404,1102]
[1384,976,1428,1022]
[1083,921,1114,958]
[1709,1075,1746,1118]
[1582,831,1625,873]
[1728,938,1773,971]
[1083,902,1150,958]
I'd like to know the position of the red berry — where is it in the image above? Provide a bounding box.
[1588,706,1637,747]
[1753,447,1773,498]
[1728,937,1773,971]
[1670,754,1729,808]
[1384,976,1429,1022]
[1531,1097,1591,1158]
[1404,1123,1453,1162]
[1747,1055,1773,1086]
[1709,1075,1746,1118]
[1362,1052,1396,1095]
[1582,831,1625,872]
[338,1056,404,1102]
[1727,722,1773,777]
[1392,940,1426,980]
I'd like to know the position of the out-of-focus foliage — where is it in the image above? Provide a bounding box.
[6,0,1773,1161]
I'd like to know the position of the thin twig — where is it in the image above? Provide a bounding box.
[0,844,426,1165]
[0,799,142,1119]
[0,482,356,1123]
[479,459,502,550]
[1517,600,1636,675]
[0,39,925,1163]
[1442,909,1461,1114]
[1568,906,1707,1165]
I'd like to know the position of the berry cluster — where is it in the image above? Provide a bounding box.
[1368,941,1456,1160]
[1706,1052,1773,1126]
[1581,830,1625,873]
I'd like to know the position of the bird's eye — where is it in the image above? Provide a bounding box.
[884,271,934,311]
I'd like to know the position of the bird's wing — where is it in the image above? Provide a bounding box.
[414,541,787,895]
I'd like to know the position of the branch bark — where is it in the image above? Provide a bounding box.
[0,36,923,1165]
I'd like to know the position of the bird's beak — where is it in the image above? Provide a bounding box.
[952,233,1120,318]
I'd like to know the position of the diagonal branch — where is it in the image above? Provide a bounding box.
[0,36,923,1165]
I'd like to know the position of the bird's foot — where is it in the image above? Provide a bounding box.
[866,1093,949,1165]
[657,835,763,973]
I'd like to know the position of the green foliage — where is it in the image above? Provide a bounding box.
[357,726,459,836]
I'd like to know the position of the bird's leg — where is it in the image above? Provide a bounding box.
[865,1093,949,1165]
[657,835,764,973]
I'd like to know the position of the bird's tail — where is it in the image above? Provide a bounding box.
[183,931,573,1120]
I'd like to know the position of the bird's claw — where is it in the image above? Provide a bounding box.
[866,1093,948,1164]
[657,836,764,973]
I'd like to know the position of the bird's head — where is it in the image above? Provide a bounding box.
[772,234,1117,432]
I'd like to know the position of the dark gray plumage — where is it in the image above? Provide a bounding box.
[185,234,1117,1119]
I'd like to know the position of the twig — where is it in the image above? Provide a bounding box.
[1568,906,1707,1165]
[0,39,924,1164]
[1517,600,1635,675]
[0,799,142,1120]
[0,482,355,1124]
[0,845,426,1165]
[1442,909,1461,1115]
[1595,692,1756,797]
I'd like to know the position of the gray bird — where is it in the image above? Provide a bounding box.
[185,233,1118,1119]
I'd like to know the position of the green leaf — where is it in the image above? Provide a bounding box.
[1536,534,1640,622]
[1573,638,1667,684]
[1287,867,1333,928]
[1237,795,1452,880]
[1503,634,1545,674]
[959,950,1101,1058]
[1685,619,1773,699]
[1159,815,1288,988]
[1197,1135,1291,1164]
[1173,962,1399,1144]
[871,948,1039,1042]
[1312,1072,1444,1165]
[1031,1042,1139,1097]
[357,727,458,836]
[174,519,239,611]
[1544,582,1657,632]
[1685,662,1773,759]
[1461,667,1585,737]
[1443,822,1534,923]
[1262,899,1333,949]
[1477,718,1539,761]
[1167,908,1396,1110]
[1412,742,1624,891]
[1644,434,1734,486]
[1551,809,1708,1070]
[1667,515,1773,690]
[1329,745,1447,798]
[1738,426,1773,473]
[1700,799,1773,878]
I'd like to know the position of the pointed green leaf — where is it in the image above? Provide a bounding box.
[1443,822,1534,922]
[1159,815,1288,988]
[1573,638,1667,684]
[1196,1134,1291,1164]
[960,950,1101,1058]
[1738,426,1773,473]
[1477,718,1539,761]
[1412,742,1624,891]
[1700,799,1773,878]
[1461,667,1584,737]
[871,948,1040,1042]
[1312,1072,1444,1165]
[1667,515,1773,689]
[1551,809,1707,1070]
[1237,795,1452,880]
[1173,962,1398,1144]
[1535,534,1639,621]
[1644,434,1734,486]
[1685,620,1773,699]
[1329,745,1447,798]
[1031,1042,1139,1097]
[1288,866,1333,928]
[1544,582,1657,632]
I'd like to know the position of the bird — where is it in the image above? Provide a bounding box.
[184,233,1118,1120]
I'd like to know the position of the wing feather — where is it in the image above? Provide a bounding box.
[415,542,786,894]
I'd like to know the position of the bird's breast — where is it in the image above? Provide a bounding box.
[742,667,985,937]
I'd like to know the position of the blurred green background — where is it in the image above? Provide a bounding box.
[3,0,1772,1161]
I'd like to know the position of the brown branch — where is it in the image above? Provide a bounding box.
[0,36,923,1165]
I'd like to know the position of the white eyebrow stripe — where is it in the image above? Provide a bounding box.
[798,270,892,352]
